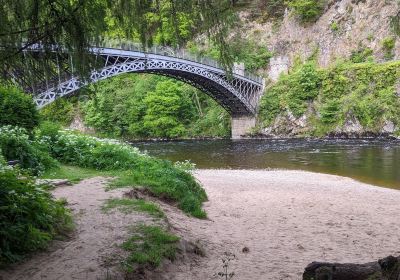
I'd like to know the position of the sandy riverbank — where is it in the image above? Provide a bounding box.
[160,170,400,279]
[1,170,400,280]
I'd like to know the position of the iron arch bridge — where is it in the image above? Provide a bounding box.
[12,44,265,116]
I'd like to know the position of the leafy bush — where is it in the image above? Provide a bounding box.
[0,167,72,266]
[40,98,76,126]
[0,126,57,175]
[382,37,396,60]
[287,0,325,23]
[38,130,207,218]
[230,38,273,71]
[259,63,321,123]
[0,85,39,132]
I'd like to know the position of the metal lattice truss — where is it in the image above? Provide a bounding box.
[28,47,265,116]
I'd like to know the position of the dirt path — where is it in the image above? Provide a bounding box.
[2,170,400,280]
[0,177,153,280]
[159,170,400,280]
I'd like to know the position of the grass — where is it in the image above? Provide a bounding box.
[41,165,109,183]
[102,198,164,218]
[107,169,208,219]
[121,224,179,272]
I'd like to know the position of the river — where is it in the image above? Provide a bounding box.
[133,139,400,189]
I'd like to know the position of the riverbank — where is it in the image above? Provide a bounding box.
[161,169,400,279]
[2,169,400,279]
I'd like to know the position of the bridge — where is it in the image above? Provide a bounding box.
[9,43,265,138]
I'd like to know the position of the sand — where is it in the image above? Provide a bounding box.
[159,170,400,280]
[1,170,400,280]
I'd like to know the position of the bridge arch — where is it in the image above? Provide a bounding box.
[25,47,264,117]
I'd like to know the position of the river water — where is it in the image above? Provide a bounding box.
[133,139,400,189]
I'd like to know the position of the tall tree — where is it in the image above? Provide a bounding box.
[0,0,237,81]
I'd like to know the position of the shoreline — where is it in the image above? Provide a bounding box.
[195,168,400,191]
[127,135,400,142]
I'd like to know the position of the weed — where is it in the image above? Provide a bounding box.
[121,224,179,272]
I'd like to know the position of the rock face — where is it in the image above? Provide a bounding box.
[69,114,95,134]
[262,110,309,137]
[240,0,400,67]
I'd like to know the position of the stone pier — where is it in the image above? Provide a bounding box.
[231,116,256,139]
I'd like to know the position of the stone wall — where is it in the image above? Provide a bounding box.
[231,116,256,139]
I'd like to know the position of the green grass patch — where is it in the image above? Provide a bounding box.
[102,198,164,218]
[40,164,110,183]
[121,224,179,272]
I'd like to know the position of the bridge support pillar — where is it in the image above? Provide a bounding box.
[231,116,256,139]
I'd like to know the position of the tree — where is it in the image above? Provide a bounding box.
[0,0,238,81]
[143,80,194,138]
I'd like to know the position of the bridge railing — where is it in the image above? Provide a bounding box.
[97,38,263,84]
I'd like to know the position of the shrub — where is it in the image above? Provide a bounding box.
[350,47,374,63]
[287,0,325,23]
[0,167,72,266]
[0,85,39,132]
[382,37,396,60]
[0,126,57,175]
[230,37,273,71]
[40,98,76,126]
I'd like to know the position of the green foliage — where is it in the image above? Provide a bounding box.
[38,130,207,218]
[121,224,179,272]
[143,80,194,138]
[102,198,164,218]
[1,0,239,78]
[259,60,400,135]
[0,167,72,266]
[259,63,321,123]
[258,0,287,18]
[390,12,400,37]
[82,74,230,139]
[319,99,340,124]
[287,0,325,23]
[0,85,39,132]
[330,21,339,32]
[40,98,76,126]
[382,37,396,60]
[0,126,57,175]
[230,37,273,71]
[350,47,374,63]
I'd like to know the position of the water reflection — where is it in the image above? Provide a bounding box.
[132,139,400,189]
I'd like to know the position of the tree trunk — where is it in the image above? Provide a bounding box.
[303,255,400,280]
